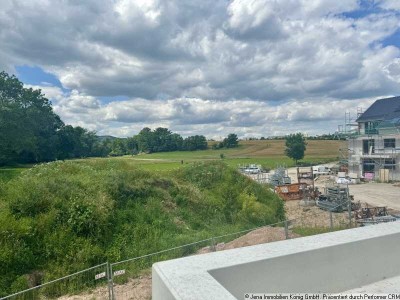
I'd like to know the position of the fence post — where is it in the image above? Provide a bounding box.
[108,263,115,300]
[329,211,333,231]
[284,220,289,239]
[210,238,216,252]
[347,184,352,228]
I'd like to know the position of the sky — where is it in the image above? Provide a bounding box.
[1,0,400,139]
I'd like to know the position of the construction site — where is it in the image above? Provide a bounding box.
[4,97,400,300]
[339,96,400,182]
[240,96,400,228]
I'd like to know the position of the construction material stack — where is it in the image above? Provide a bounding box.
[317,186,350,212]
[269,166,291,186]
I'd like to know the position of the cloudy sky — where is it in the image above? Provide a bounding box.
[1,0,400,139]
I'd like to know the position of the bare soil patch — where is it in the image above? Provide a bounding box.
[285,200,350,227]
[59,225,303,300]
[60,196,348,300]
[348,183,400,210]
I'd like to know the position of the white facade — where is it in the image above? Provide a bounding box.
[348,131,400,181]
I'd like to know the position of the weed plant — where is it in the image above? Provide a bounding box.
[0,160,284,296]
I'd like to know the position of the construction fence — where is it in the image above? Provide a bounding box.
[1,201,380,300]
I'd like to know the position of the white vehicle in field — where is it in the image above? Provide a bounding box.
[336,176,356,184]
[312,165,332,175]
[243,164,262,174]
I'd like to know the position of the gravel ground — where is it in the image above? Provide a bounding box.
[286,164,400,212]
[348,182,400,210]
[285,200,350,227]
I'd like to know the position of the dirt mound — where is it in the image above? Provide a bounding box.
[198,226,299,254]
[285,200,349,227]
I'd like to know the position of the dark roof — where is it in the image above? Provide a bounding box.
[356,96,400,122]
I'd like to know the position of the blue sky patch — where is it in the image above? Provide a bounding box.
[382,29,400,48]
[341,0,380,19]
[16,65,66,89]
[98,95,130,104]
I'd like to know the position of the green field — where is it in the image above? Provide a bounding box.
[127,139,344,169]
[0,166,31,183]
[0,139,345,181]
[0,139,345,296]
[91,139,342,169]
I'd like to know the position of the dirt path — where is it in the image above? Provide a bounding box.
[285,164,400,211]
[348,183,400,210]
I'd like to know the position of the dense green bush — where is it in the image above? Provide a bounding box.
[0,160,284,296]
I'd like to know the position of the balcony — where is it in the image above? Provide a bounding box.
[153,222,400,299]
[360,148,399,159]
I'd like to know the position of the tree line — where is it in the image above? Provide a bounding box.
[0,71,238,166]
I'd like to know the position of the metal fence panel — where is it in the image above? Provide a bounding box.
[110,239,212,300]
[2,201,358,300]
[1,263,110,300]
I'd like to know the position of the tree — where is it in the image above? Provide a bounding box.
[56,126,97,159]
[109,138,127,156]
[224,133,239,148]
[0,71,63,165]
[136,127,155,153]
[126,137,139,155]
[212,134,239,150]
[284,133,307,164]
[183,135,207,151]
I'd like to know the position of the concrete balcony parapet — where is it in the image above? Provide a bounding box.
[153,222,400,299]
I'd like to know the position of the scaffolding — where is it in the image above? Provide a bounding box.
[342,108,400,181]
[347,130,399,181]
[335,108,363,139]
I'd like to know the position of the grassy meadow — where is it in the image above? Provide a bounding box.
[0,140,345,180]
[81,139,345,172]
[0,159,285,296]
[0,139,344,296]
[0,166,31,183]
[131,139,344,169]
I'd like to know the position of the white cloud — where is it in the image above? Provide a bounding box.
[383,58,400,82]
[1,0,400,137]
[378,0,400,11]
[31,84,380,138]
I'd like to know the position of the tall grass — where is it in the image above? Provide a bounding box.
[0,160,284,296]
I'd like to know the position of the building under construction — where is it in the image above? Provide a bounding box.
[346,96,400,181]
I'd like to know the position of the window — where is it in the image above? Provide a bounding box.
[384,159,396,170]
[363,158,375,172]
[384,138,395,148]
[363,139,375,154]
[365,121,380,134]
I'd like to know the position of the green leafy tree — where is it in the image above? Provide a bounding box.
[171,133,183,150]
[284,133,307,164]
[224,133,239,148]
[56,126,97,159]
[183,135,207,151]
[135,127,207,153]
[126,137,139,155]
[109,138,128,156]
[154,127,175,152]
[136,127,155,153]
[212,133,239,149]
[0,71,63,165]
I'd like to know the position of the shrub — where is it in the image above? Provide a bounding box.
[0,159,285,297]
